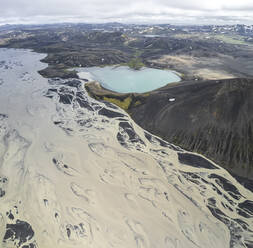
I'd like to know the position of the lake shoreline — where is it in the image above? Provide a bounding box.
[78,65,181,94]
[84,81,151,111]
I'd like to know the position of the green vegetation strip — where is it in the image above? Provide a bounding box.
[214,35,250,45]
[103,96,132,110]
[120,57,145,70]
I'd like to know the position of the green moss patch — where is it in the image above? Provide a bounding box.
[103,96,132,110]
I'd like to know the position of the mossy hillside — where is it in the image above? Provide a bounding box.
[103,96,132,110]
[85,81,150,112]
[102,94,149,111]
[127,58,145,70]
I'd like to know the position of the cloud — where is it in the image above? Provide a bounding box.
[0,0,253,25]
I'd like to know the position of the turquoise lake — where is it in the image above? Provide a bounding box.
[77,66,181,93]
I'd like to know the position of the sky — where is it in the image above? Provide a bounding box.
[1,0,253,25]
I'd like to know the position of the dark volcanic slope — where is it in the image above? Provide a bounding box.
[130,78,253,179]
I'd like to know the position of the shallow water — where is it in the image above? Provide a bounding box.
[77,66,180,93]
[0,48,252,248]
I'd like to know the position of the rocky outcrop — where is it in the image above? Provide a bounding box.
[129,78,253,179]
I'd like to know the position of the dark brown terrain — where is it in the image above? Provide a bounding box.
[129,78,253,179]
[2,23,253,80]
